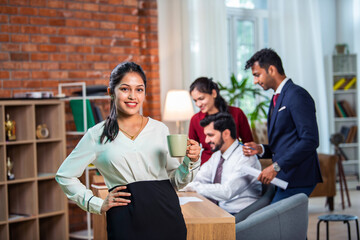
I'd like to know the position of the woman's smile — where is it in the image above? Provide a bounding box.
[125,102,138,108]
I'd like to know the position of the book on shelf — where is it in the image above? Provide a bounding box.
[90,102,104,124]
[334,101,347,117]
[70,99,96,132]
[345,126,357,143]
[341,125,358,143]
[339,100,356,117]
[333,77,357,91]
[343,77,357,90]
[333,78,346,90]
[340,126,350,141]
[334,100,342,117]
[354,126,358,143]
[9,213,30,220]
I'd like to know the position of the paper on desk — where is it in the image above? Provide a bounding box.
[242,165,288,190]
[179,197,203,205]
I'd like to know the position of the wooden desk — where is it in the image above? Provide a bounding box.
[92,188,235,240]
[178,192,235,240]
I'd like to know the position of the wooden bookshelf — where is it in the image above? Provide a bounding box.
[330,54,359,178]
[0,100,68,240]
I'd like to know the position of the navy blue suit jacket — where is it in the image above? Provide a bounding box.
[262,79,322,188]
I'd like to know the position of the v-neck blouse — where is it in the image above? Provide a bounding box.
[56,117,200,214]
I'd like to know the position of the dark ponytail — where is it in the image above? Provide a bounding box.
[100,99,119,144]
[189,77,228,112]
[100,62,146,143]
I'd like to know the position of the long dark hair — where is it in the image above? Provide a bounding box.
[189,77,228,112]
[100,62,147,143]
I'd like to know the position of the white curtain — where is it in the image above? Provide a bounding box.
[157,0,228,133]
[268,0,330,153]
[180,0,229,87]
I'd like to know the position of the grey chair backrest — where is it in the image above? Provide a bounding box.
[235,183,276,223]
[236,193,309,240]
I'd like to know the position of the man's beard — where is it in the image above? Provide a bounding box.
[211,136,224,152]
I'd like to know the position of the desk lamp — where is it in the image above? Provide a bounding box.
[163,90,194,133]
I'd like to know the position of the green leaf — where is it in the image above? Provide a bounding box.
[217,73,270,126]
[239,78,248,89]
[230,74,238,88]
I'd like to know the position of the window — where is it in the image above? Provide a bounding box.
[225,0,269,118]
[226,0,267,9]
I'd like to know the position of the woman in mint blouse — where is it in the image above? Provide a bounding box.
[56,62,201,240]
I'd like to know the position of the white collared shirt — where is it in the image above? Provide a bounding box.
[182,140,262,213]
[274,77,290,95]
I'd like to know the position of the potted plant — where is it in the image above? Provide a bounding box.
[335,43,349,55]
[217,73,270,129]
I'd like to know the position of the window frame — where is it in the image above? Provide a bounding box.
[226,7,269,80]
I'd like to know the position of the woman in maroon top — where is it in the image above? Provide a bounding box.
[188,77,253,165]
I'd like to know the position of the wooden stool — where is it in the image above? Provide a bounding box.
[317,214,359,240]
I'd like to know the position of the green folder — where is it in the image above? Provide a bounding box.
[70,99,96,131]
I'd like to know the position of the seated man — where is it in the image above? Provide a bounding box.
[183,112,262,214]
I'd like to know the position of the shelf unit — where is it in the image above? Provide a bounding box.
[329,54,359,178]
[59,82,109,240]
[0,99,68,240]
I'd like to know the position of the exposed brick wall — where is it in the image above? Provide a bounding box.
[0,0,160,120]
[1,0,160,233]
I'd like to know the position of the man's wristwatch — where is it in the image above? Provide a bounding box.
[273,162,281,172]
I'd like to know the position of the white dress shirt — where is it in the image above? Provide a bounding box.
[56,117,200,214]
[183,140,262,213]
[274,77,290,95]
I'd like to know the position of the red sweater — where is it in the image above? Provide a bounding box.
[188,106,253,165]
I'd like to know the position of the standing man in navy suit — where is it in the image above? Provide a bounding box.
[243,48,322,203]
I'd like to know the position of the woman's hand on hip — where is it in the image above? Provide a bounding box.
[100,186,131,214]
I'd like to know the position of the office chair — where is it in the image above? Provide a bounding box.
[235,183,276,223]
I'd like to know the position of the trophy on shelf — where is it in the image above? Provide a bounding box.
[5,113,16,141]
[36,124,49,139]
[6,156,15,180]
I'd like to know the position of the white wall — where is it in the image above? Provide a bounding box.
[157,0,184,107]
[157,0,185,133]
[319,0,337,56]
[336,0,354,52]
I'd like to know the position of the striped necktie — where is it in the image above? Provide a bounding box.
[209,155,225,205]
[213,156,225,184]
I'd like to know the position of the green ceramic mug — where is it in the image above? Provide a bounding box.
[167,134,188,157]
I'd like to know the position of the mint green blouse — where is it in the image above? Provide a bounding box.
[56,118,200,214]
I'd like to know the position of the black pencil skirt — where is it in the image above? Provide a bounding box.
[106,180,187,240]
